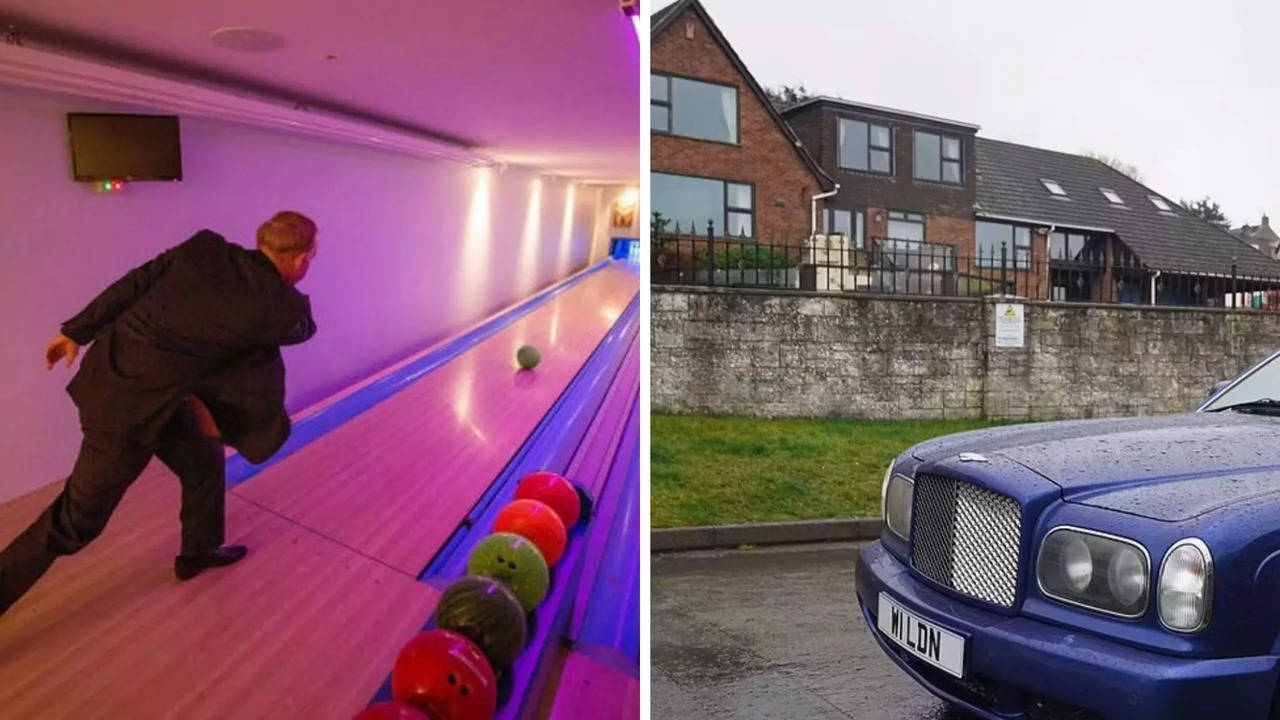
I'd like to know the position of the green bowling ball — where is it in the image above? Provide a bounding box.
[516,345,541,370]
[466,532,549,611]
[435,575,528,668]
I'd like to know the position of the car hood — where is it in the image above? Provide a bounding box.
[911,412,1280,521]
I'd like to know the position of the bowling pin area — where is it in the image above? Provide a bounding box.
[0,260,640,719]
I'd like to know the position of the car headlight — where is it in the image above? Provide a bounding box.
[881,468,914,541]
[1037,527,1149,617]
[1158,539,1213,632]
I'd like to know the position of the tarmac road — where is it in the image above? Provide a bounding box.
[652,542,966,720]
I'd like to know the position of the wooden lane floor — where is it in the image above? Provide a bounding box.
[0,468,437,719]
[543,649,640,720]
[233,263,637,576]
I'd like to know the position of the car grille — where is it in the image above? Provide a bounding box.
[910,473,1022,607]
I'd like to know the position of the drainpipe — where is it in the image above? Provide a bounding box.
[810,184,841,238]
[1151,270,1161,305]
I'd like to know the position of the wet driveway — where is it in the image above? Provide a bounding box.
[652,542,964,719]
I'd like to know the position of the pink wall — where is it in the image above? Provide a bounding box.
[0,83,602,503]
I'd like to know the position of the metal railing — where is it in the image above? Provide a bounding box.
[650,225,1280,309]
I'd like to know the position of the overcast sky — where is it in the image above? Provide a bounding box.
[678,0,1279,227]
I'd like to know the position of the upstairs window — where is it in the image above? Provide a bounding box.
[1149,195,1173,212]
[915,131,962,184]
[1100,188,1124,205]
[1041,179,1067,196]
[839,118,892,174]
[651,73,738,144]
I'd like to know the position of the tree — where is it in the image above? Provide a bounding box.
[1082,151,1142,183]
[764,83,814,110]
[1180,197,1230,229]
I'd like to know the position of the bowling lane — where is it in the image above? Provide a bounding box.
[0,470,438,720]
[233,263,638,576]
[545,650,640,720]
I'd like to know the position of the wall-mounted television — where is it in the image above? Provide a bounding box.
[67,113,182,182]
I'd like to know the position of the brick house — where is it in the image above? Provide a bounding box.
[650,0,832,243]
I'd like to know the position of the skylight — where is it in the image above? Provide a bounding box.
[1149,196,1173,212]
[1041,179,1067,196]
[1100,188,1124,205]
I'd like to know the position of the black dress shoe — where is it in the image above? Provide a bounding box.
[175,545,248,581]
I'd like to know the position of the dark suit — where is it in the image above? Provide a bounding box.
[0,230,315,612]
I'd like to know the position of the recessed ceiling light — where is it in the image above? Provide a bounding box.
[210,27,286,52]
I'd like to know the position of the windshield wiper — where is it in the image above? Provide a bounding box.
[1210,398,1280,414]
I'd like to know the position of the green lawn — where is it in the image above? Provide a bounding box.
[651,414,1018,528]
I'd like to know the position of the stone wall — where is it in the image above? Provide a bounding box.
[652,286,1280,420]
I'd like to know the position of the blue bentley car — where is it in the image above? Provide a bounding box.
[857,351,1280,720]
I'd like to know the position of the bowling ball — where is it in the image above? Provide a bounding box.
[392,629,497,720]
[516,345,541,370]
[353,701,437,720]
[494,499,567,567]
[466,532,550,611]
[515,471,580,528]
[436,575,527,668]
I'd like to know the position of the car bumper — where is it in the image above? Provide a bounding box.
[856,541,1280,720]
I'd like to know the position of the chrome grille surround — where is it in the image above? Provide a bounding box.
[910,473,1022,607]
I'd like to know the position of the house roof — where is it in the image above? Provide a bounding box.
[1233,219,1280,248]
[650,0,834,191]
[975,137,1280,278]
[781,96,981,133]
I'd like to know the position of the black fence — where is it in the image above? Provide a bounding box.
[651,230,1280,309]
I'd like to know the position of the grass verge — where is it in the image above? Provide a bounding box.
[651,414,1018,528]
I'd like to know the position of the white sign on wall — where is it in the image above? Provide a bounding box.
[995,303,1025,348]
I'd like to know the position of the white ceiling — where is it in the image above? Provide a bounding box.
[0,0,640,182]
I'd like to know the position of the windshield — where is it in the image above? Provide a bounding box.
[1203,351,1280,411]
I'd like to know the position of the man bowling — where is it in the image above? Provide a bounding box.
[0,211,319,616]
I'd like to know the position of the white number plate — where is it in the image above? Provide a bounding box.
[877,593,965,678]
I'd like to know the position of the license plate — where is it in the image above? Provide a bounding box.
[877,593,965,678]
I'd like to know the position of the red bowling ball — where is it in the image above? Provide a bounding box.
[514,471,580,528]
[494,498,567,566]
[391,629,497,720]
[354,701,437,720]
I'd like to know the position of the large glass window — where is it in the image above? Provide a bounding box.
[652,172,754,239]
[886,210,925,249]
[650,74,738,144]
[1049,231,1088,261]
[976,221,1032,269]
[824,208,865,248]
[839,119,892,173]
[914,132,962,184]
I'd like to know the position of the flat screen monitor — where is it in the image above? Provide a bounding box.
[67,113,182,182]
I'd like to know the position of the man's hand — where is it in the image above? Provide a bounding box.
[186,394,222,441]
[44,334,80,370]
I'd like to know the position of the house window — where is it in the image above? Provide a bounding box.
[650,73,738,144]
[1100,188,1124,205]
[838,118,892,174]
[1041,179,1067,196]
[1049,231,1088,261]
[1149,195,1173,212]
[975,221,1031,269]
[886,210,925,249]
[914,132,962,184]
[824,208,865,248]
[652,172,754,239]
[651,75,670,132]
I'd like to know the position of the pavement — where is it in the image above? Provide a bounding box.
[652,542,967,720]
